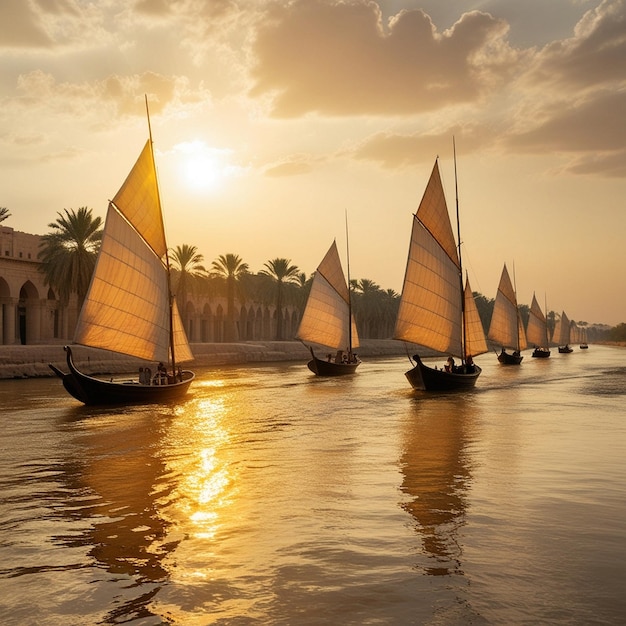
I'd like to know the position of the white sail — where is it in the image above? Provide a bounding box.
[112,140,167,258]
[393,160,487,359]
[487,264,527,351]
[172,298,194,363]
[464,277,489,358]
[526,293,549,347]
[296,241,359,351]
[74,140,193,364]
[556,311,571,345]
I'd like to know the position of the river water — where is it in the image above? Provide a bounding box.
[1,345,625,625]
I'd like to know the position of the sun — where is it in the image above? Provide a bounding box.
[175,140,230,192]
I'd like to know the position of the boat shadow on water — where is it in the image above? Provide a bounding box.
[400,394,478,576]
[51,407,183,623]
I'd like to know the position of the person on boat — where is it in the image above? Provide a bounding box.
[445,356,455,372]
[465,355,475,373]
[154,362,168,385]
[139,367,150,385]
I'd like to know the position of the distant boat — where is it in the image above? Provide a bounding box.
[393,150,488,391]
[580,326,589,349]
[554,311,573,353]
[49,102,195,405]
[488,263,527,365]
[296,240,360,376]
[527,293,551,358]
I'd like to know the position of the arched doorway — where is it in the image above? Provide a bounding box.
[19,281,40,345]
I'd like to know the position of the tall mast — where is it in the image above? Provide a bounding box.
[145,95,177,373]
[543,293,550,348]
[453,137,467,361]
[512,261,521,352]
[345,210,353,354]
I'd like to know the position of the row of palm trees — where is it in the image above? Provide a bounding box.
[4,205,613,342]
[34,207,401,341]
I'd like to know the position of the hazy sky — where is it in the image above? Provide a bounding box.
[1,0,625,326]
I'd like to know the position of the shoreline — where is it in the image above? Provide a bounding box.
[0,340,426,380]
[1,340,618,380]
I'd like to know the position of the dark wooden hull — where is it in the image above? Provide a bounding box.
[49,346,194,406]
[580,343,589,349]
[558,345,573,353]
[405,354,481,391]
[306,347,360,376]
[497,349,523,365]
[307,355,360,377]
[532,347,551,358]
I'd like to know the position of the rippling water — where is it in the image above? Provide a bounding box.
[1,345,625,625]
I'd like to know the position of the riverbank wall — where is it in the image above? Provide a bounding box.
[0,340,428,379]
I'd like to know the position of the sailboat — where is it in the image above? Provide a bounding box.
[580,326,589,349]
[555,311,573,353]
[527,293,550,357]
[49,105,195,405]
[393,153,488,391]
[487,263,527,364]
[296,240,360,376]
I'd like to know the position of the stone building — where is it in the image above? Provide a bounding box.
[0,225,300,346]
[0,225,74,345]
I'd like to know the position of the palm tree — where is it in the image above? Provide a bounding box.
[352,278,381,338]
[170,244,206,328]
[294,271,311,312]
[38,207,103,307]
[210,253,249,341]
[260,258,300,340]
[0,207,10,223]
[379,288,400,338]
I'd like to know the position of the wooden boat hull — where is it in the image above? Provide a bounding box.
[558,345,573,353]
[405,354,481,391]
[532,348,551,358]
[497,349,523,365]
[580,344,589,349]
[307,351,360,377]
[49,346,194,406]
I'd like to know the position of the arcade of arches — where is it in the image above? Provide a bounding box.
[0,227,301,346]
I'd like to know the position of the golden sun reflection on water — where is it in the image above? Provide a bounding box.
[165,387,237,543]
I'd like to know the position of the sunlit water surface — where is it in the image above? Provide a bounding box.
[1,346,625,625]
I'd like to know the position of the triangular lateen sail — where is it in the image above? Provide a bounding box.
[488,264,527,351]
[463,277,489,358]
[74,205,171,362]
[74,140,193,366]
[112,140,167,258]
[296,241,359,350]
[526,293,549,347]
[556,311,571,345]
[394,158,487,361]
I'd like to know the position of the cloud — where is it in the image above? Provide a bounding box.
[0,0,110,51]
[565,149,626,177]
[508,90,626,153]
[350,123,494,168]
[498,0,626,174]
[9,69,207,120]
[525,0,626,91]
[295,0,626,177]
[249,0,519,117]
[0,0,52,47]
[263,154,318,177]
